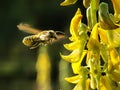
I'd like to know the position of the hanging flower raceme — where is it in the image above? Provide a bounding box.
[61,8,89,90]
[61,8,88,64]
[98,1,120,86]
[60,0,120,90]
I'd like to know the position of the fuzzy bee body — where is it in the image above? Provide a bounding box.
[17,23,65,49]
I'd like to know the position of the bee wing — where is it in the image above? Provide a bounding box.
[17,23,41,34]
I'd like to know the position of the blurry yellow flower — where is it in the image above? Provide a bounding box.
[36,47,51,90]
[111,0,120,18]
[107,48,120,82]
[106,28,120,48]
[98,26,120,48]
[100,75,120,90]
[98,28,108,44]
[109,48,120,68]
[60,0,78,6]
[109,69,120,82]
[99,76,113,90]
[100,44,109,63]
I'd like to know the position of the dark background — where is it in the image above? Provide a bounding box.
[0,0,113,90]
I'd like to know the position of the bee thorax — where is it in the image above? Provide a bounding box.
[39,35,49,41]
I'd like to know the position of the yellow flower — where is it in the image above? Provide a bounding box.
[65,68,89,90]
[98,1,120,48]
[98,1,120,84]
[36,47,51,90]
[111,0,120,19]
[98,28,108,44]
[109,48,120,69]
[64,40,82,50]
[69,8,83,41]
[107,48,120,82]
[61,8,87,63]
[109,69,120,82]
[99,76,113,90]
[106,28,120,48]
[98,27,120,48]
[60,0,78,6]
[100,75,120,90]
[87,23,100,52]
[61,49,82,62]
[71,51,87,74]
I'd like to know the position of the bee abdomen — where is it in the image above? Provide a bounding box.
[22,36,35,46]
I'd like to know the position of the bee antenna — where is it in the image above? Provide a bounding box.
[55,31,65,35]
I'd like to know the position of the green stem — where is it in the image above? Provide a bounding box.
[90,0,99,27]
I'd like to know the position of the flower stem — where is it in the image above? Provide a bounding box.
[90,0,99,27]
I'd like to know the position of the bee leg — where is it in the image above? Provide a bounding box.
[30,41,40,49]
[30,44,40,49]
[49,39,54,44]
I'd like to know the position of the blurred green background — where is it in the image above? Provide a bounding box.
[0,0,113,90]
[0,0,80,90]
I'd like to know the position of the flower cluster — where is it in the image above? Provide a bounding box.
[60,0,120,89]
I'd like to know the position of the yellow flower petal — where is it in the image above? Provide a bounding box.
[64,41,81,50]
[109,69,120,82]
[61,49,81,62]
[111,0,120,18]
[100,44,109,62]
[60,0,78,6]
[90,23,99,40]
[98,27,108,44]
[70,8,83,41]
[72,68,88,90]
[72,60,81,74]
[72,51,87,74]
[65,75,81,84]
[73,79,90,90]
[87,24,100,51]
[107,27,120,48]
[87,38,100,52]
[65,68,88,90]
[109,48,120,70]
[99,25,120,48]
[73,82,84,90]
[100,76,113,90]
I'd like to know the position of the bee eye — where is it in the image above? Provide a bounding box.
[49,31,54,35]
[48,31,54,36]
[48,31,57,39]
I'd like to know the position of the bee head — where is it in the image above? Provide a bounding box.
[48,30,57,39]
[47,30,65,39]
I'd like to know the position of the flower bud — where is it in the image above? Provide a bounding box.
[98,2,118,30]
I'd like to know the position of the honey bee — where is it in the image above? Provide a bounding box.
[17,23,65,49]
